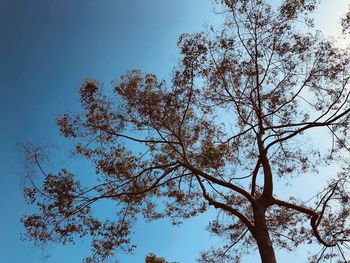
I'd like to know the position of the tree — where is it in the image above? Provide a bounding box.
[145,253,168,263]
[22,0,350,262]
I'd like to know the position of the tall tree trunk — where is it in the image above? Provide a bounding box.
[253,207,277,263]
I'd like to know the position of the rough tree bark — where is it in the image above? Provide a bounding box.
[253,207,277,263]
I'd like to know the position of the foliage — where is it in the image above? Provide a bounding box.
[145,253,170,263]
[22,0,350,262]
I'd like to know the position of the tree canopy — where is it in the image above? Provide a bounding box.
[145,253,171,263]
[22,0,350,262]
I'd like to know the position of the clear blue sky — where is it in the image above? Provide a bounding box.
[0,0,349,262]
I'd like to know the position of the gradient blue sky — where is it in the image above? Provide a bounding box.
[0,0,349,262]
